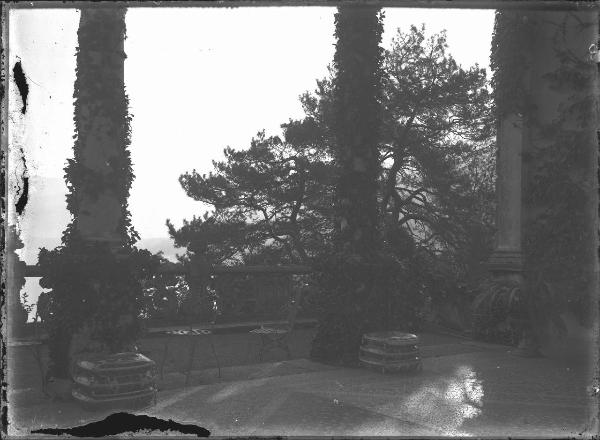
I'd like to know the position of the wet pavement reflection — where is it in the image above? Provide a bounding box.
[400,365,484,435]
[10,349,593,437]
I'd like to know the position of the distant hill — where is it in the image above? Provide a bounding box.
[17,175,71,264]
[16,176,186,264]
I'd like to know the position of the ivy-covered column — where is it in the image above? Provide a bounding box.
[522,9,599,352]
[478,10,533,351]
[490,10,530,263]
[486,106,525,341]
[310,6,388,364]
[482,8,599,356]
[38,7,143,379]
[71,9,130,246]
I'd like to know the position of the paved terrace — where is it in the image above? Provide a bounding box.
[7,327,598,437]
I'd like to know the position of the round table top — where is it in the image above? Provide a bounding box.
[362,331,419,344]
[165,328,212,336]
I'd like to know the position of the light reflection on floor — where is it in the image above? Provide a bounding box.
[244,365,487,436]
[394,365,484,435]
[206,377,269,404]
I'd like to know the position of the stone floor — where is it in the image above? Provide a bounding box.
[6,326,467,393]
[140,351,595,437]
[8,340,598,437]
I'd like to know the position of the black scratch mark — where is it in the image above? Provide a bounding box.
[12,61,29,114]
[15,147,28,216]
[14,176,28,215]
[1,19,7,439]
[31,412,211,437]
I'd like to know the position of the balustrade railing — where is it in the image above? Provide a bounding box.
[25,263,316,328]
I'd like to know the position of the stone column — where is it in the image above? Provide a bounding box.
[488,109,537,356]
[478,9,535,354]
[486,8,599,357]
[521,9,599,357]
[488,112,523,278]
[74,8,127,249]
[67,8,133,360]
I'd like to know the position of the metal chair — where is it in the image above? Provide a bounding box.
[250,289,303,361]
[31,315,49,396]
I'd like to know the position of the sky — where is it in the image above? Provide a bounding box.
[8,6,495,274]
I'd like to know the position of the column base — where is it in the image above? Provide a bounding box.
[487,249,523,273]
[472,275,521,345]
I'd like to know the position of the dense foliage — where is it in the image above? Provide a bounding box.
[473,11,598,345]
[171,22,496,343]
[521,12,598,330]
[303,24,495,268]
[171,122,335,266]
[489,11,533,118]
[6,225,29,336]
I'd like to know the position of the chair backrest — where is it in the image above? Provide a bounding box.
[286,288,304,331]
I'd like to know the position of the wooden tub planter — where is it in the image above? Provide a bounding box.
[359,332,422,374]
[71,352,157,411]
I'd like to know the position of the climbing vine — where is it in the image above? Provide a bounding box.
[65,7,137,246]
[329,5,384,258]
[522,12,598,328]
[310,7,422,364]
[476,10,598,343]
[490,10,535,118]
[37,9,147,379]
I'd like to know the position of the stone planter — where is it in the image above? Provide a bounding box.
[359,331,422,373]
[71,352,157,411]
